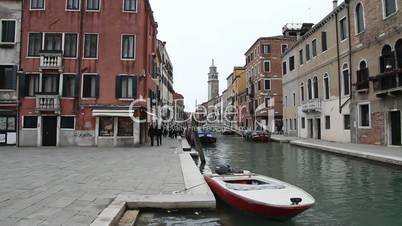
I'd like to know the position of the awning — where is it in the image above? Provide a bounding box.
[92,109,137,117]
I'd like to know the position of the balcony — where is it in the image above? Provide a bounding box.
[302,99,321,113]
[372,70,402,98]
[35,94,60,113]
[39,51,63,71]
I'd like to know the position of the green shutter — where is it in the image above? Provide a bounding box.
[132,76,138,99]
[19,74,27,97]
[115,76,122,99]
[95,75,100,98]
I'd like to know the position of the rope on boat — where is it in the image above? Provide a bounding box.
[172,182,207,194]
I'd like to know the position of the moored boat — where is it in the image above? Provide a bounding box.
[252,131,271,142]
[204,167,315,220]
[198,128,217,144]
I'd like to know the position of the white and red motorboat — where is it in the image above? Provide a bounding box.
[204,169,315,219]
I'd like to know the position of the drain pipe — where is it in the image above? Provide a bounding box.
[75,0,85,129]
[335,9,342,113]
[340,0,353,112]
[16,0,25,147]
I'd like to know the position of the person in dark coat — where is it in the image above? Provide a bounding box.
[156,124,163,146]
[148,124,155,146]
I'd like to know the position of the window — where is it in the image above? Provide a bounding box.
[1,20,16,44]
[281,44,288,54]
[122,35,136,59]
[285,96,288,107]
[66,0,80,10]
[123,0,137,12]
[263,60,271,72]
[61,116,75,129]
[312,40,317,57]
[293,93,296,106]
[31,0,45,10]
[299,49,304,65]
[306,44,311,61]
[359,104,370,127]
[307,79,312,100]
[28,33,42,57]
[82,74,99,98]
[64,33,77,57]
[325,116,331,129]
[116,76,137,99]
[265,97,271,108]
[321,31,327,52]
[294,119,297,130]
[84,34,98,58]
[290,119,293,130]
[0,66,16,90]
[118,117,133,136]
[344,115,351,130]
[99,117,114,137]
[340,17,348,41]
[42,75,59,94]
[396,39,402,68]
[282,62,287,75]
[44,33,62,51]
[87,0,100,11]
[289,56,295,71]
[300,83,305,102]
[25,74,40,97]
[343,64,350,96]
[0,116,16,131]
[301,117,306,129]
[355,3,365,34]
[357,61,369,90]
[23,116,38,128]
[264,79,271,90]
[62,74,76,97]
[313,77,319,99]
[384,0,397,17]
[324,74,330,99]
[262,44,271,54]
[380,45,395,72]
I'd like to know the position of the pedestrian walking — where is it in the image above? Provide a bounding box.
[148,124,155,146]
[156,124,163,146]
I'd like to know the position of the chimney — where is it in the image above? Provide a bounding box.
[333,0,338,10]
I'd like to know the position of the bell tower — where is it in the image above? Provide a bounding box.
[208,59,219,100]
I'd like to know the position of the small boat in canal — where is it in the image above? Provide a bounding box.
[251,131,271,142]
[204,166,315,220]
[197,128,217,145]
[222,129,235,136]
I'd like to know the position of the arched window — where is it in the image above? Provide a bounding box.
[396,39,402,68]
[380,45,395,72]
[307,79,312,100]
[342,64,350,96]
[313,76,319,99]
[357,60,369,90]
[355,3,365,34]
[323,74,330,99]
[300,82,305,102]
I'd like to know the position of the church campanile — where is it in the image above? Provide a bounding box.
[208,59,219,101]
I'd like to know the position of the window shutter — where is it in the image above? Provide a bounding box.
[19,74,27,97]
[115,76,122,99]
[132,76,138,99]
[95,75,100,98]
[63,76,68,97]
[4,66,17,90]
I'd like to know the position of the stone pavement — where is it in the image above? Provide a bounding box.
[0,138,185,226]
[272,135,402,166]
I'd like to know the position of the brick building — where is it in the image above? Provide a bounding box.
[18,0,158,147]
[244,36,295,132]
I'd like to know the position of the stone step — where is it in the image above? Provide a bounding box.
[118,210,139,226]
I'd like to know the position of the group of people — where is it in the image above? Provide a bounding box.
[147,123,187,146]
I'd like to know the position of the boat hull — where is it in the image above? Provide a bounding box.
[204,176,313,219]
[252,135,270,142]
[199,136,217,144]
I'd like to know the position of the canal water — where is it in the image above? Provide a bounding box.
[136,135,402,226]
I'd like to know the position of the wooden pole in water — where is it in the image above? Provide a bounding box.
[192,131,206,164]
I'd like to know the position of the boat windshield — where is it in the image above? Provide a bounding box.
[224,179,267,185]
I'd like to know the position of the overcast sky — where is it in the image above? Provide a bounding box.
[150,0,336,111]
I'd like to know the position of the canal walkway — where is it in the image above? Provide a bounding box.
[0,139,188,226]
[272,135,402,166]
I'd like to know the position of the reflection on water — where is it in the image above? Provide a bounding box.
[137,135,402,226]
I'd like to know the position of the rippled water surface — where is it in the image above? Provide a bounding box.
[136,136,402,226]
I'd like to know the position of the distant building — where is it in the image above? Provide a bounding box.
[173,92,185,121]
[208,59,219,101]
[0,0,21,146]
[245,35,297,132]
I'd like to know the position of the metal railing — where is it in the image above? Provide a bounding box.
[373,71,402,94]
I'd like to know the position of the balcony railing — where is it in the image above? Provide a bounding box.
[302,99,321,113]
[35,94,60,113]
[372,70,402,97]
[39,51,63,70]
